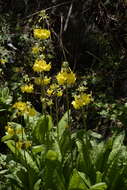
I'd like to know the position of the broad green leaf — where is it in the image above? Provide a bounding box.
[89,182,107,190]
[58,111,70,140]
[68,169,89,190]
[32,145,46,154]
[16,168,28,189]
[76,139,96,183]
[20,151,39,173]
[4,173,23,189]
[0,169,8,174]
[0,109,6,111]
[52,140,62,162]
[1,134,13,142]
[59,129,71,156]
[5,140,16,154]
[112,132,125,149]
[17,167,40,190]
[5,140,39,173]
[88,130,102,139]
[34,179,41,190]
[54,170,66,190]
[33,114,53,144]
[78,171,91,188]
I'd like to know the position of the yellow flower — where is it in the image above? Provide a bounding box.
[16,128,23,134]
[16,141,31,149]
[50,84,59,90]
[16,141,23,149]
[47,89,53,96]
[42,77,51,85]
[13,101,27,113]
[47,83,63,97]
[56,70,76,85]
[34,28,51,39]
[67,72,76,84]
[34,77,51,85]
[56,71,66,85]
[57,90,63,97]
[27,107,37,116]
[47,83,58,96]
[13,101,37,116]
[21,84,34,93]
[6,126,14,136]
[33,59,51,72]
[72,93,92,109]
[32,46,40,54]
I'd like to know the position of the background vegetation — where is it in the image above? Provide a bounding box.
[0,0,127,189]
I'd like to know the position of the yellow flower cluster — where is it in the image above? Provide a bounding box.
[34,76,51,85]
[72,93,92,109]
[33,59,51,72]
[21,84,34,93]
[47,83,63,97]
[56,70,76,85]
[5,125,24,136]
[13,102,27,112]
[16,140,31,149]
[13,101,37,116]
[34,28,51,39]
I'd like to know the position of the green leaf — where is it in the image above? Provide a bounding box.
[5,140,16,154]
[33,114,53,144]
[34,179,41,190]
[88,130,102,139]
[76,138,96,183]
[32,145,46,154]
[68,169,89,190]
[59,129,71,156]
[112,132,125,149]
[96,171,103,183]
[78,171,91,188]
[46,150,58,161]
[54,170,66,190]
[20,151,39,173]
[17,167,40,190]
[52,140,62,162]
[1,134,13,142]
[5,140,39,173]
[0,109,6,112]
[89,182,107,190]
[58,111,70,140]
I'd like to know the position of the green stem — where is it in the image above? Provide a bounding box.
[21,116,27,164]
[55,97,59,141]
[82,107,88,142]
[65,85,74,168]
[65,85,70,127]
[40,72,46,116]
[82,107,87,131]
